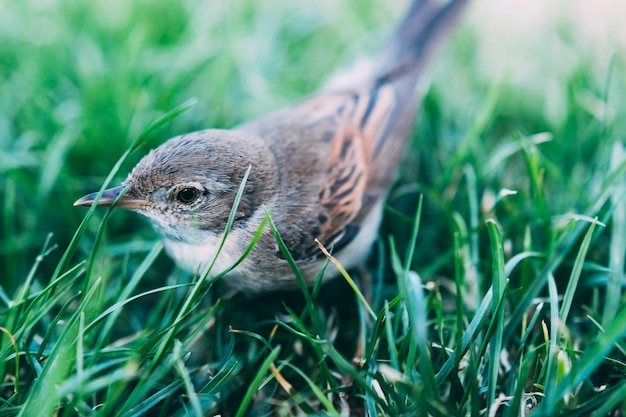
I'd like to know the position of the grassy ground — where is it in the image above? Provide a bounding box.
[1,0,626,415]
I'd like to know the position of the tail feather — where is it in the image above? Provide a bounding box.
[325,0,467,92]
[378,0,468,82]
[361,0,467,199]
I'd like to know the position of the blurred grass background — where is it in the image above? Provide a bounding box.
[1,0,625,415]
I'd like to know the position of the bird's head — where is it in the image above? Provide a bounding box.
[74,129,276,244]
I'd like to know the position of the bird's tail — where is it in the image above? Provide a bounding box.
[378,0,468,83]
[347,0,468,204]
[324,0,467,93]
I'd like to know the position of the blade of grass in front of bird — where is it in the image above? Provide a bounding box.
[130,98,198,154]
[267,215,321,334]
[315,238,376,320]
[201,164,253,283]
[311,255,331,299]
[212,211,270,277]
[181,163,253,287]
[81,181,135,324]
[117,164,253,414]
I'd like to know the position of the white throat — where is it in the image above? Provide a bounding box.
[163,231,239,277]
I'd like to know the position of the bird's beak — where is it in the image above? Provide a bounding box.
[73,185,148,209]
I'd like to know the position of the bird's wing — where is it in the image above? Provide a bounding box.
[288,84,401,259]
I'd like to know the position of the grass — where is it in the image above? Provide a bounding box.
[1,0,626,415]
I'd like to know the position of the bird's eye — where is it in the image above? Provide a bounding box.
[177,187,200,204]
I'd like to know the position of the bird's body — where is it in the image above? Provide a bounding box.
[75,0,467,292]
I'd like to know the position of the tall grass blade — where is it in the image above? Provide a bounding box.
[485,219,506,408]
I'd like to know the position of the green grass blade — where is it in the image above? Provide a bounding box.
[88,241,163,365]
[199,164,252,281]
[485,219,506,408]
[397,270,440,403]
[267,215,321,334]
[315,239,377,320]
[234,347,281,417]
[559,218,600,323]
[173,340,203,417]
[436,287,493,384]
[542,272,560,405]
[604,141,626,324]
[453,231,465,372]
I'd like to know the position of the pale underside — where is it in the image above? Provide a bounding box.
[163,200,384,291]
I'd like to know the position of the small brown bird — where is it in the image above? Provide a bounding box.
[75,0,467,292]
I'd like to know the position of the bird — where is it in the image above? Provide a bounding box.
[74,0,468,293]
